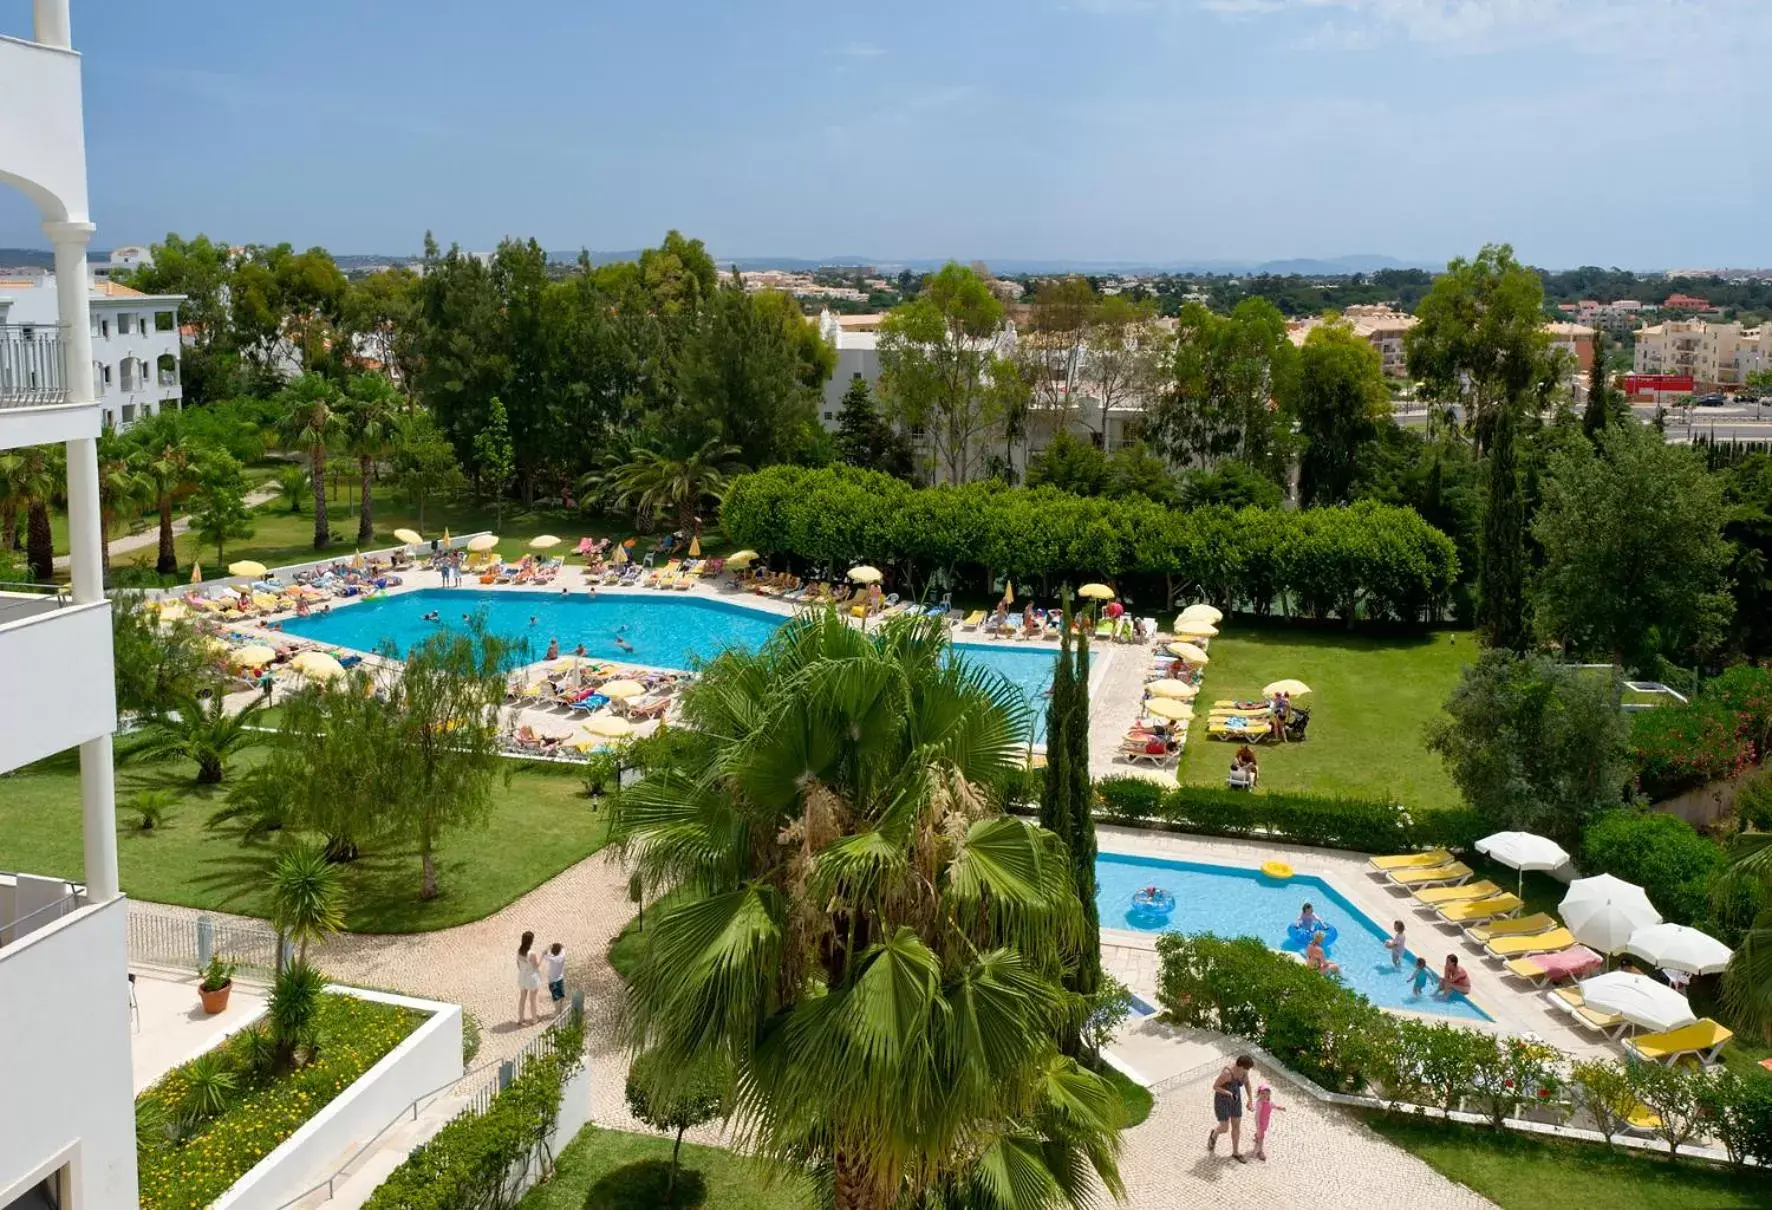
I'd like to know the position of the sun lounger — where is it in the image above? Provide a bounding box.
[1463,913,1558,945]
[1435,893,1523,924]
[1413,880,1505,906]
[1387,862,1473,888]
[1624,1019,1733,1067]
[1545,987,1627,1036]
[1503,945,1602,987]
[1368,849,1453,873]
[1623,1103,1664,1136]
[1484,927,1575,960]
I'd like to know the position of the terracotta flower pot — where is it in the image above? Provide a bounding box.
[199,979,233,1015]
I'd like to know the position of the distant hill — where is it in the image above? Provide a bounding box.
[0,246,105,270]
[552,251,1444,276]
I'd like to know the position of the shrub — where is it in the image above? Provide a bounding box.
[1094,776,1166,824]
[178,1051,238,1130]
[267,962,328,1069]
[625,1047,730,1203]
[1582,810,1724,926]
[1386,1020,1492,1115]
[1631,701,1754,801]
[1624,1060,1706,1158]
[365,1013,586,1210]
[1082,976,1136,1058]
[1468,1037,1562,1128]
[1159,786,1411,854]
[1570,1058,1638,1146]
[1736,770,1772,831]
[1406,806,1488,853]
[1694,1067,1772,1169]
[1709,663,1772,758]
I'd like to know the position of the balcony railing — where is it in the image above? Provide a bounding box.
[0,582,71,627]
[0,325,68,409]
[157,369,178,387]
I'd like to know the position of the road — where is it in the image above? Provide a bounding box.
[52,484,281,571]
[1391,401,1772,445]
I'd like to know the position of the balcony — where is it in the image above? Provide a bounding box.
[0,592,114,774]
[0,324,67,408]
[157,368,178,387]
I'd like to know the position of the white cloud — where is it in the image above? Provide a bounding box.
[834,40,888,57]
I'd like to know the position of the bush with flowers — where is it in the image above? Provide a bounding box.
[135,992,423,1210]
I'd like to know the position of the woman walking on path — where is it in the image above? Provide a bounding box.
[515,930,542,1024]
[1208,1054,1256,1163]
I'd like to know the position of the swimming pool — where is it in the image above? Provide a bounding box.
[279,589,1058,735]
[1097,852,1489,1021]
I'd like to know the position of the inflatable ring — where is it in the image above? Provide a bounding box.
[1260,861,1293,881]
[1287,921,1338,948]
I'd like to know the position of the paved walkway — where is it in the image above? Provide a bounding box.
[56,484,280,570]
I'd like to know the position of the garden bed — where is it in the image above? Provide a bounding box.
[136,990,427,1210]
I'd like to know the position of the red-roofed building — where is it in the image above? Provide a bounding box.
[1664,293,1710,312]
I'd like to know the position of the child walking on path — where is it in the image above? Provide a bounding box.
[1253,1084,1284,1161]
[544,942,567,1016]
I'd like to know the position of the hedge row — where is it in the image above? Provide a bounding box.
[364,1013,585,1210]
[721,465,1461,623]
[1003,768,1485,857]
[1156,934,1772,1162]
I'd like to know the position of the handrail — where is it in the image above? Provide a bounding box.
[0,881,82,946]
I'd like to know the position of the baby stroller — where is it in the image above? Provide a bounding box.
[1284,707,1311,742]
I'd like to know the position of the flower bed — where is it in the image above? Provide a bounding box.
[136,992,424,1210]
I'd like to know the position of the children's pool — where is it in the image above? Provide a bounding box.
[1097,852,1489,1021]
[279,589,1058,735]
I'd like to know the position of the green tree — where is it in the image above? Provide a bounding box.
[473,396,515,529]
[95,426,147,582]
[834,376,910,477]
[675,284,829,468]
[878,263,1006,483]
[1532,422,1733,671]
[1082,293,1163,448]
[587,436,741,535]
[188,452,255,565]
[268,842,346,966]
[343,372,401,544]
[132,414,203,575]
[14,444,59,582]
[122,233,246,404]
[274,465,309,514]
[111,592,216,716]
[275,373,345,550]
[1025,430,1108,496]
[612,612,1123,1210]
[1426,650,1628,845]
[1039,594,1100,1055]
[1291,317,1390,506]
[387,411,464,532]
[1405,243,1560,450]
[1718,832,1772,1042]
[1477,403,1529,650]
[1148,299,1295,476]
[1581,330,1625,439]
[624,1048,729,1205]
[129,688,268,784]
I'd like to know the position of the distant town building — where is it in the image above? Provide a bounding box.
[0,275,183,429]
[1557,299,1643,333]
[1663,293,1711,312]
[1286,304,1417,378]
[1634,319,1769,393]
[90,244,151,281]
[1543,322,1598,376]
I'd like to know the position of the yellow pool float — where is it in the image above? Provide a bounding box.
[1260,861,1294,881]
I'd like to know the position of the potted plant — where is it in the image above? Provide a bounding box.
[198,954,236,1014]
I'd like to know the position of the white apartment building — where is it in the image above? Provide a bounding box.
[1287,304,1418,378]
[0,275,182,429]
[816,309,884,424]
[0,5,136,1209]
[1634,319,1770,393]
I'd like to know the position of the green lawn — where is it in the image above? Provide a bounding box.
[518,1127,813,1210]
[0,749,608,932]
[1365,1113,1770,1209]
[1171,624,1472,811]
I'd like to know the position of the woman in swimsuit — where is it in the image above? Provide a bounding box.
[1207,1054,1256,1162]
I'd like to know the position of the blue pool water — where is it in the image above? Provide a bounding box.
[1097,853,1490,1021]
[279,589,1058,735]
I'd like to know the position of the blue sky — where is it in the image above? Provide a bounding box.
[3,0,1767,268]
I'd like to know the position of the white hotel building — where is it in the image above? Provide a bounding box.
[1,4,136,1209]
[0,275,184,430]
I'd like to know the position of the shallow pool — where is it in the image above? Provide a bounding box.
[1097,852,1489,1021]
[279,589,1058,736]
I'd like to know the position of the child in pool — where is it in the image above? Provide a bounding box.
[1253,1084,1284,1161]
[1410,956,1430,998]
[1385,920,1407,968]
[1295,902,1320,932]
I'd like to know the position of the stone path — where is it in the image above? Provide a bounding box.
[56,483,280,570]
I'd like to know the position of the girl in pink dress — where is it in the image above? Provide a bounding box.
[1253,1084,1284,1161]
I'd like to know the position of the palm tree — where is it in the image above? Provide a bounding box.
[583,436,742,535]
[612,612,1124,1210]
[96,426,147,581]
[275,373,345,550]
[268,842,345,965]
[14,445,60,582]
[274,466,310,514]
[129,688,268,784]
[1720,832,1772,1041]
[343,372,400,545]
[0,449,26,554]
[135,416,201,576]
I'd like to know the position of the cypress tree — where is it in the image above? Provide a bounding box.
[1477,404,1528,651]
[1039,592,1101,1055]
[1582,331,1613,439]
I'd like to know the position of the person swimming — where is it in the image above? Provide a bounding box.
[614,633,635,654]
[422,610,440,622]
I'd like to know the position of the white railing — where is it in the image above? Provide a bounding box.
[0,324,67,408]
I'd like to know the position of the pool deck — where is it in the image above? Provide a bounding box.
[1095,827,1612,1056]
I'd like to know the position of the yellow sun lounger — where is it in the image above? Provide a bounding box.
[1464,913,1558,945]
[1368,849,1453,874]
[1544,987,1626,1035]
[1387,862,1472,888]
[1624,1019,1734,1067]
[1484,927,1575,959]
[1413,880,1504,906]
[1436,893,1523,924]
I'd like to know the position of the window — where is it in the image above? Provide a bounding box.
[155,310,175,332]
[824,411,833,420]
[100,318,110,338]
[119,313,132,334]
[102,363,112,386]
[121,403,136,423]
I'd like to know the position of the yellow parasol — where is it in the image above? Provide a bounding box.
[611,543,628,565]
[1263,679,1312,697]
[466,534,499,553]
[1177,622,1219,638]
[349,550,364,569]
[157,603,187,622]
[191,562,203,585]
[599,679,645,699]
[442,527,451,547]
[688,535,701,558]
[847,565,883,584]
[228,560,267,579]
[394,527,423,545]
[1078,583,1116,600]
[290,651,345,681]
[1166,642,1210,664]
[1146,679,1199,699]
[725,550,758,568]
[1003,580,1015,605]
[1145,698,1195,721]
[232,644,277,668]
[529,535,561,550]
[582,714,634,738]
[1178,604,1223,625]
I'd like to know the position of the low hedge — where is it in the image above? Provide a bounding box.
[137,993,423,1210]
[366,1013,586,1210]
[1582,810,1726,928]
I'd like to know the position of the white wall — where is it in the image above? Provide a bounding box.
[0,599,116,774]
[0,34,88,221]
[0,897,139,1210]
[213,988,462,1210]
